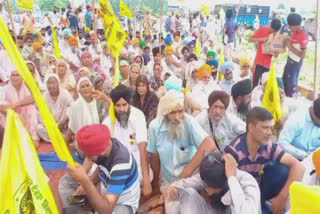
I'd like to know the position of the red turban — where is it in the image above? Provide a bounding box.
[76,124,111,155]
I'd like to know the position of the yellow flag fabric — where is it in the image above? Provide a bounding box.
[51,25,61,59]
[262,63,282,122]
[17,0,33,11]
[290,182,320,214]
[195,38,201,58]
[218,46,224,80]
[120,0,133,18]
[0,17,74,165]
[0,109,59,213]
[201,4,210,16]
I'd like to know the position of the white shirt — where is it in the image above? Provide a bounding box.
[191,81,221,110]
[100,54,113,79]
[103,106,147,168]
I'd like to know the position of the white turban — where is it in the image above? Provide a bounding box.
[157,90,184,117]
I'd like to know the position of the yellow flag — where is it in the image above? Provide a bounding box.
[195,38,201,58]
[51,26,61,59]
[17,0,33,11]
[0,109,59,213]
[120,0,133,18]
[201,4,210,16]
[262,63,282,122]
[290,182,320,214]
[0,17,74,164]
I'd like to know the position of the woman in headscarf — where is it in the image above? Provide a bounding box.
[123,63,141,91]
[0,70,39,147]
[65,77,110,149]
[48,54,57,73]
[26,60,45,91]
[191,64,221,110]
[56,59,77,98]
[134,55,150,78]
[36,74,74,142]
[132,75,159,126]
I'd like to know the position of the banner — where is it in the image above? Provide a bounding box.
[0,109,59,213]
[0,17,74,165]
[17,0,33,11]
[201,4,210,16]
[262,63,282,122]
[120,0,133,18]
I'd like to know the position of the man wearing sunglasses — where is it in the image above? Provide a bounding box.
[163,152,261,214]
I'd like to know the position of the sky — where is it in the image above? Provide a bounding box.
[168,0,317,11]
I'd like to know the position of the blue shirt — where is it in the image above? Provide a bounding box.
[278,109,320,160]
[85,11,92,28]
[147,114,208,184]
[224,18,237,43]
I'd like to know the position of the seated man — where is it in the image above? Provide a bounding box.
[278,97,320,160]
[228,79,255,122]
[60,124,140,214]
[224,107,305,214]
[103,84,152,197]
[148,90,216,190]
[196,90,245,152]
[164,153,261,214]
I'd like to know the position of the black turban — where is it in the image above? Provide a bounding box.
[208,91,230,109]
[287,13,302,26]
[231,79,252,99]
[313,97,320,119]
[111,84,132,104]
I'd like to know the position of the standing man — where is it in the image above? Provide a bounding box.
[143,9,155,37]
[85,5,93,30]
[249,18,282,88]
[283,13,308,97]
[223,10,237,61]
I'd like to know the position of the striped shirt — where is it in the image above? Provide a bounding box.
[98,138,140,212]
[224,134,285,183]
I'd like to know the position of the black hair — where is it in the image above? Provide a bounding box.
[226,9,233,19]
[181,46,190,54]
[313,97,320,119]
[271,18,282,31]
[287,13,302,26]
[246,107,273,131]
[152,47,160,56]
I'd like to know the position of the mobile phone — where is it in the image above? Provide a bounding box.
[67,195,87,205]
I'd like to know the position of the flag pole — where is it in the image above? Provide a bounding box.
[314,0,320,99]
[92,0,96,32]
[133,0,136,37]
[6,0,18,46]
[159,0,163,55]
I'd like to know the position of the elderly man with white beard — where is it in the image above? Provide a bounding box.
[147,90,216,197]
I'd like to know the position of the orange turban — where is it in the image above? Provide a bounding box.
[313,148,320,177]
[68,36,78,45]
[32,42,42,51]
[196,64,212,80]
[164,45,174,55]
[131,37,139,45]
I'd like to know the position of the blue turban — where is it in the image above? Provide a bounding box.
[164,75,182,92]
[164,34,172,44]
[62,28,71,36]
[207,58,219,68]
[220,61,234,74]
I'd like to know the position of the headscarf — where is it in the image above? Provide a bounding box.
[208,90,230,109]
[158,90,184,117]
[81,50,92,59]
[76,124,111,155]
[164,75,182,92]
[26,60,44,90]
[196,64,212,80]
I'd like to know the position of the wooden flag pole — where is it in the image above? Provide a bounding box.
[133,0,136,37]
[159,0,163,55]
[6,0,18,45]
[92,0,97,32]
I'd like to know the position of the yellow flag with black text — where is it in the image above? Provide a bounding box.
[0,109,59,213]
[0,17,74,165]
[262,63,282,122]
[120,0,133,18]
[17,0,33,11]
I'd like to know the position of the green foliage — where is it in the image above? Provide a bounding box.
[38,0,69,11]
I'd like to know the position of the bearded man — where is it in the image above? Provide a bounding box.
[227,79,256,122]
[103,85,152,198]
[147,90,216,192]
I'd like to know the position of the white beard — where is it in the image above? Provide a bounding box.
[167,120,185,140]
